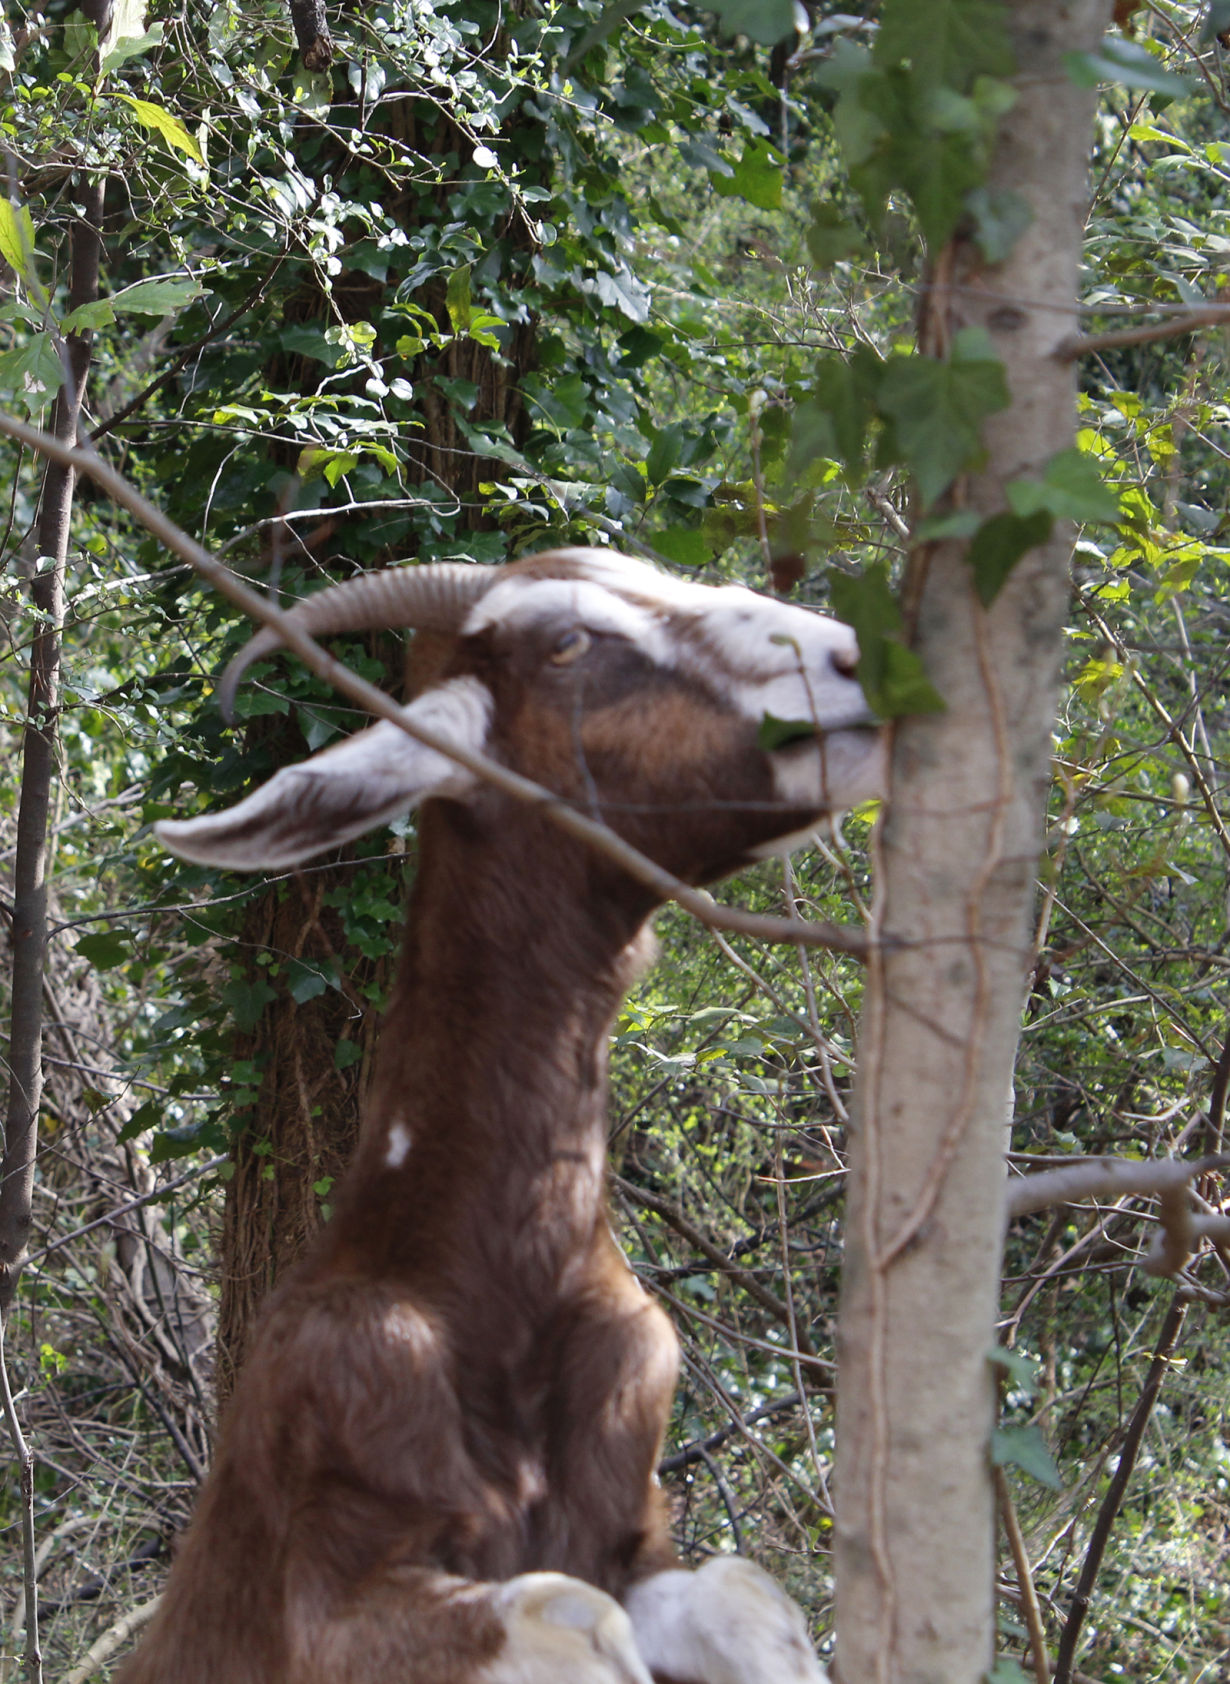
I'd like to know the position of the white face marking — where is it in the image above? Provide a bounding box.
[385,1122,413,1168]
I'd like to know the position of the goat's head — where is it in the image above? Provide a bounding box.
[156,549,885,885]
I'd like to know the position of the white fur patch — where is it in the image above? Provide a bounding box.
[625,1556,828,1684]
[464,576,671,665]
[384,1122,413,1168]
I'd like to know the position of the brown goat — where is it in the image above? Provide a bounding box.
[126,549,884,1684]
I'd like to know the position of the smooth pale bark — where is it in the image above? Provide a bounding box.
[834,7,1107,1682]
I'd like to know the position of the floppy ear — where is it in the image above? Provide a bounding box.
[156,678,492,871]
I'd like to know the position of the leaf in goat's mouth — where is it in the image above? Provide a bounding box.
[758,713,817,751]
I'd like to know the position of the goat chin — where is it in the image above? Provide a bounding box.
[131,550,856,1684]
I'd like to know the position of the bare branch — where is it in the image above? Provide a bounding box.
[59,1595,162,1684]
[0,1318,42,1684]
[1006,1155,1230,1278]
[0,412,874,956]
[1055,303,1230,360]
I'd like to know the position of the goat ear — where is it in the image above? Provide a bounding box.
[156,677,492,871]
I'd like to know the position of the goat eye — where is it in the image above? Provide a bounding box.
[549,627,592,665]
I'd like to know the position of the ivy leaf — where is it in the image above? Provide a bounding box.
[829,565,945,717]
[875,0,1015,93]
[966,186,1033,263]
[221,977,277,1034]
[1065,37,1191,97]
[701,0,799,46]
[789,347,884,478]
[1007,449,1122,523]
[286,960,331,1004]
[115,95,205,163]
[710,138,785,210]
[992,1424,1063,1489]
[967,509,1053,605]
[989,1344,1040,1394]
[878,341,1010,506]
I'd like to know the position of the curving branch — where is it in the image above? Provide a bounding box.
[1006,1154,1230,1278]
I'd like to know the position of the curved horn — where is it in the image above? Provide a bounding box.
[218,563,501,721]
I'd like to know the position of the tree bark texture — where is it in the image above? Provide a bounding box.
[833,7,1107,1682]
[0,178,104,1318]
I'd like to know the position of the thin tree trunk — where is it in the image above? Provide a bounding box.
[0,176,105,1316]
[833,6,1106,1682]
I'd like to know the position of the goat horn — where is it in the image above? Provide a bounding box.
[218,563,501,721]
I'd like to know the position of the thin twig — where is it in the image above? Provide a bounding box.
[0,412,873,957]
[0,1317,42,1684]
[995,1464,1050,1684]
[1051,1295,1187,1684]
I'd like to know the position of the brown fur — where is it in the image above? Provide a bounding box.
[120,567,839,1683]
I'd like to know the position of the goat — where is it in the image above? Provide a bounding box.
[126,548,884,1684]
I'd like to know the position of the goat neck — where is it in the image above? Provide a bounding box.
[326,797,656,1289]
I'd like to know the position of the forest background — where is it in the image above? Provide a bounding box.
[1,1,1229,1681]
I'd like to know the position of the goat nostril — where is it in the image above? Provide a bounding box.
[832,648,860,679]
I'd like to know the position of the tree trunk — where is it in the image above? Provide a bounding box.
[0,178,105,1318]
[833,6,1106,1682]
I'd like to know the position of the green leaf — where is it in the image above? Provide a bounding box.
[989,1344,1040,1393]
[987,1661,1032,1684]
[1007,449,1122,524]
[829,565,945,717]
[107,275,204,317]
[967,510,1053,605]
[646,423,684,486]
[335,1038,363,1070]
[991,1424,1062,1489]
[150,1119,226,1164]
[445,264,472,332]
[875,0,1015,93]
[878,336,1009,507]
[117,1099,163,1144]
[221,978,277,1034]
[653,527,711,568]
[286,960,331,1004]
[965,186,1032,263]
[0,334,66,412]
[701,0,798,46]
[75,930,133,970]
[789,347,884,478]
[805,203,864,268]
[710,138,784,210]
[101,25,164,74]
[758,713,817,751]
[0,199,38,289]
[59,299,116,334]
[1065,37,1191,97]
[114,95,205,164]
